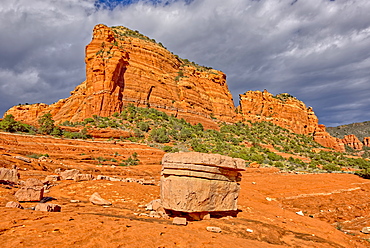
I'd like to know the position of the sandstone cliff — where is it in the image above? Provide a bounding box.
[5,24,235,129]
[237,90,318,135]
[237,90,345,152]
[4,24,344,151]
[313,124,345,152]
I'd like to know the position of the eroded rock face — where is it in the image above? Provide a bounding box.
[160,152,245,213]
[5,24,236,129]
[342,135,364,150]
[313,125,345,152]
[238,90,318,135]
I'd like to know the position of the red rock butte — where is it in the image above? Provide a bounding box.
[4,24,344,151]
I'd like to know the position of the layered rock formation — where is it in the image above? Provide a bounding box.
[4,24,344,151]
[238,90,345,152]
[160,152,245,213]
[313,125,345,152]
[342,135,364,150]
[6,24,236,129]
[238,90,318,135]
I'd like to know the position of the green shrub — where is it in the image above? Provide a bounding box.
[38,113,56,134]
[150,127,170,143]
[0,115,35,133]
[323,163,341,172]
[119,152,140,166]
[137,122,150,132]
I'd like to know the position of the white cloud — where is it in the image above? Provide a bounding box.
[1,0,370,126]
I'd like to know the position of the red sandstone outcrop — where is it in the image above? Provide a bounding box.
[238,90,344,151]
[238,90,318,135]
[313,124,345,152]
[342,134,364,150]
[4,25,344,151]
[363,137,370,147]
[5,24,235,129]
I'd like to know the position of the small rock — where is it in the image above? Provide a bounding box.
[252,182,256,185]
[296,211,304,216]
[266,197,273,202]
[246,229,254,233]
[74,174,94,182]
[149,211,161,218]
[172,217,187,226]
[45,175,61,182]
[96,175,110,180]
[35,203,61,212]
[60,169,80,180]
[206,226,221,233]
[109,177,122,182]
[0,167,19,184]
[146,199,162,211]
[141,180,155,185]
[24,178,44,187]
[70,200,80,203]
[15,186,44,202]
[361,227,370,234]
[89,192,112,206]
[14,156,31,163]
[5,201,24,209]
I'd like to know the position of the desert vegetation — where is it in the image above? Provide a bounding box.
[1,105,370,176]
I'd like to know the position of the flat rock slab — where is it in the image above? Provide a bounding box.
[206,226,222,233]
[0,167,19,184]
[172,217,187,226]
[15,186,44,202]
[162,152,245,171]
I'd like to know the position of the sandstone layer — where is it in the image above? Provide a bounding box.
[238,90,345,151]
[238,90,318,135]
[313,124,345,152]
[342,134,364,150]
[161,152,245,213]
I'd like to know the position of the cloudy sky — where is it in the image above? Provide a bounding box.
[1,0,370,127]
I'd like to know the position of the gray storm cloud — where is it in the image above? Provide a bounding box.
[1,0,369,126]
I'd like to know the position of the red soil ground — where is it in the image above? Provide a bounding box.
[1,132,370,247]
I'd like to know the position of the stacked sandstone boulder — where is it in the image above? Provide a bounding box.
[160,152,245,215]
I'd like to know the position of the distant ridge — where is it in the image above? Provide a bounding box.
[327,121,370,141]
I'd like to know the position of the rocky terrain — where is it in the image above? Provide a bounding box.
[1,132,370,247]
